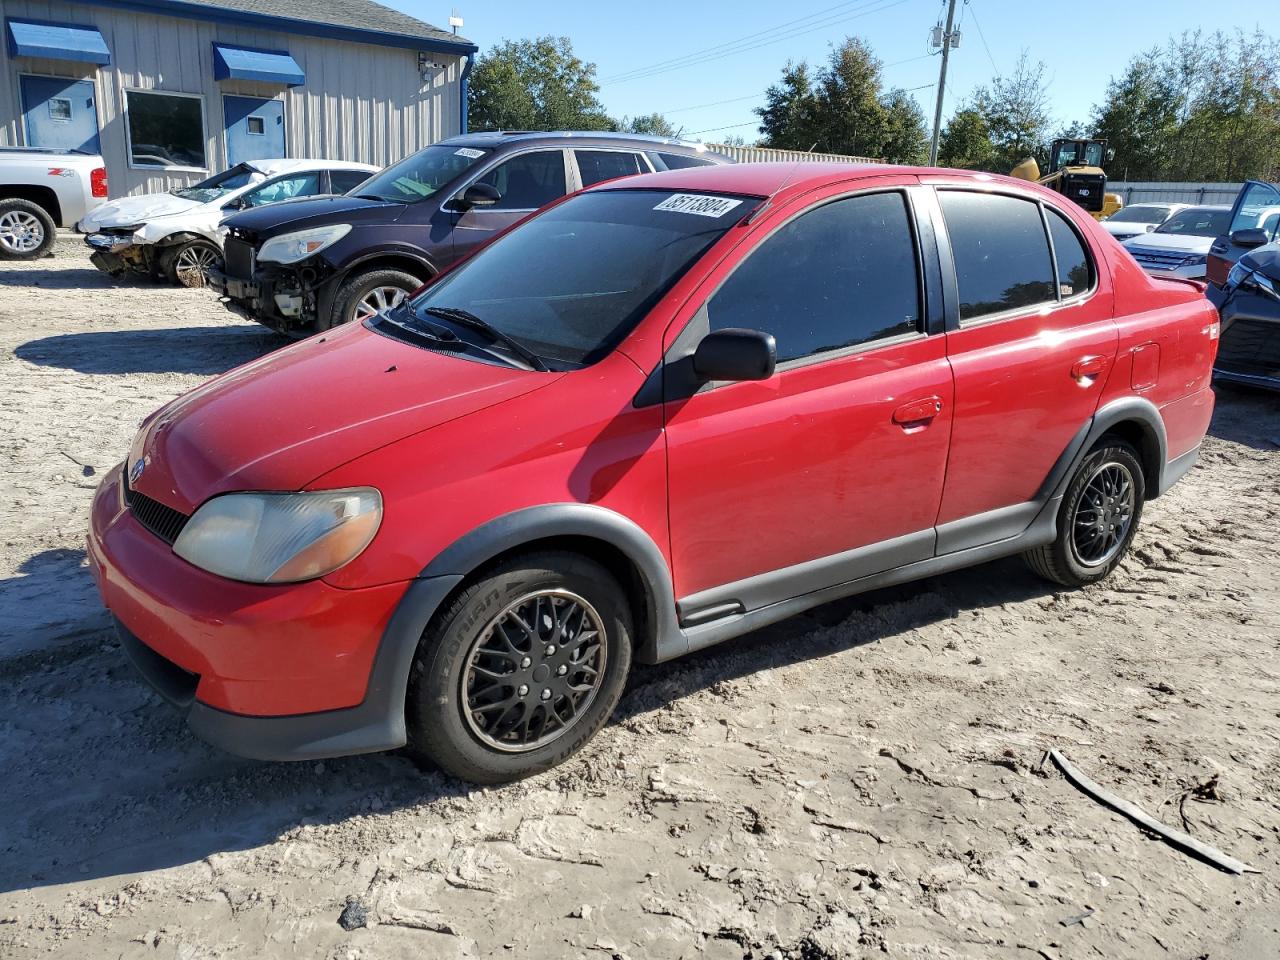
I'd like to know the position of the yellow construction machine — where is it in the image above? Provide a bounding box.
[1010,138,1123,220]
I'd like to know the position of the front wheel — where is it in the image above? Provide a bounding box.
[327,268,421,330]
[406,551,633,784]
[161,238,222,287]
[1024,441,1145,587]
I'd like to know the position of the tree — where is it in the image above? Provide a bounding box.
[1090,52,1180,180]
[1091,30,1280,182]
[618,113,679,137]
[754,38,927,163]
[468,36,613,132]
[969,52,1051,172]
[937,108,994,170]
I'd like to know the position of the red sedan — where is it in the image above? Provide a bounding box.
[89,163,1218,783]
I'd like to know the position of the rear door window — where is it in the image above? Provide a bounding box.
[473,150,567,210]
[939,191,1056,322]
[574,150,647,188]
[706,191,922,364]
[330,169,373,194]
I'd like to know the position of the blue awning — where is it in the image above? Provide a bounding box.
[6,18,110,64]
[212,43,305,87]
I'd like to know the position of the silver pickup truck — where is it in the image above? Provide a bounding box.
[0,146,107,259]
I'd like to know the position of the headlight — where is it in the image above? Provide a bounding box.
[1226,261,1251,290]
[173,488,382,583]
[1253,271,1279,300]
[257,224,351,264]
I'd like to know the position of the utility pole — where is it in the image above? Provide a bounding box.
[928,0,959,166]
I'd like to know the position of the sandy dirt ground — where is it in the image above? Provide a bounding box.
[2,239,1279,960]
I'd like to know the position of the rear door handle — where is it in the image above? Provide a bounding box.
[893,395,943,426]
[1071,355,1108,383]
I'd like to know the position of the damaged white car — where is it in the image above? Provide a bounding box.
[77,159,377,286]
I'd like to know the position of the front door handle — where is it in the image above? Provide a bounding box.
[893,395,943,426]
[1071,355,1108,384]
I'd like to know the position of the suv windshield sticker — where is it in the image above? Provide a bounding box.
[454,147,485,159]
[653,194,743,218]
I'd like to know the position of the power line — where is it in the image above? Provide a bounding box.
[686,119,762,137]
[600,0,909,86]
[964,0,1000,77]
[601,0,876,84]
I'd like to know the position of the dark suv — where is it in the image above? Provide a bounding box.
[210,132,727,333]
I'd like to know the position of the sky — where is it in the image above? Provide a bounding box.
[390,0,1270,144]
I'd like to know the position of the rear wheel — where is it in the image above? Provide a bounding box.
[161,238,222,287]
[326,268,420,330]
[1024,441,1145,587]
[0,198,56,260]
[406,551,633,784]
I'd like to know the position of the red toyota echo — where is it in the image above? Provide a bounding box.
[88,163,1218,783]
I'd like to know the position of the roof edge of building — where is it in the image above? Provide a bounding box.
[77,0,478,55]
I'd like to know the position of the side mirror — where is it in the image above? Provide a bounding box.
[453,182,501,210]
[1105,148,1115,163]
[692,328,776,382]
[1232,228,1270,249]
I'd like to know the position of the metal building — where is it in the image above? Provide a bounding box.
[1,0,477,195]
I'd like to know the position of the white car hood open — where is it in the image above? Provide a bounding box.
[80,193,204,231]
[1121,232,1212,254]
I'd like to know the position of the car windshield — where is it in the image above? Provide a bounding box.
[173,164,259,202]
[1108,206,1171,225]
[403,189,754,367]
[1155,208,1231,237]
[350,144,492,203]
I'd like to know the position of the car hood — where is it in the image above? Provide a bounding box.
[223,194,409,238]
[1101,221,1153,238]
[80,193,203,230]
[127,322,560,513]
[1123,232,1212,253]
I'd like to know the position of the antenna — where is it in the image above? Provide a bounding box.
[448,9,464,34]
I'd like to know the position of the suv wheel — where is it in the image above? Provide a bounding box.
[161,239,222,287]
[328,269,421,330]
[406,551,633,784]
[1024,441,1145,587]
[0,198,56,260]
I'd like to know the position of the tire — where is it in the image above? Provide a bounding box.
[326,268,420,330]
[406,551,634,784]
[160,238,222,287]
[0,198,56,260]
[1024,440,1145,588]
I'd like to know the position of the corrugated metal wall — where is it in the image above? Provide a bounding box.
[0,0,464,196]
[707,143,879,165]
[1108,181,1244,206]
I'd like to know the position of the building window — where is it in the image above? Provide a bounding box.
[48,98,72,122]
[125,89,207,169]
[247,116,265,136]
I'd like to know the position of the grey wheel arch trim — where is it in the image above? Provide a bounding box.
[420,503,686,666]
[1061,396,1168,501]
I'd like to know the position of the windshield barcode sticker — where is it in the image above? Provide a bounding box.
[454,147,485,159]
[653,194,743,218]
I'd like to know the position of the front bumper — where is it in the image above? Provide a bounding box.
[1213,292,1280,391]
[87,465,432,760]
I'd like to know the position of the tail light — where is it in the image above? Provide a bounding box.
[91,167,108,198]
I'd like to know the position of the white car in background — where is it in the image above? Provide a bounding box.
[0,146,108,259]
[1121,205,1234,280]
[1101,202,1189,243]
[78,158,377,286]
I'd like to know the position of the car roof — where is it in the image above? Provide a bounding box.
[247,158,379,176]
[585,162,963,199]
[437,130,716,153]
[1172,204,1231,214]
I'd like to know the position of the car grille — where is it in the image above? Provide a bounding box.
[223,238,255,280]
[1217,319,1280,380]
[1126,245,1192,271]
[124,473,190,544]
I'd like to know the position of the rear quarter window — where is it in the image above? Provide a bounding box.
[1045,208,1094,298]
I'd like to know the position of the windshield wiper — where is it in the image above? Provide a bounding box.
[376,305,466,350]
[355,193,409,204]
[421,306,549,372]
